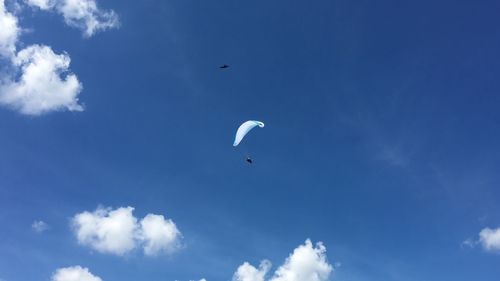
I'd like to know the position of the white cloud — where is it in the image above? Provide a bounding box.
[0,0,20,57]
[139,214,182,256]
[479,227,500,252]
[25,0,119,37]
[233,260,271,281]
[461,238,477,249]
[25,0,55,10]
[233,240,334,281]
[0,1,90,116]
[72,206,138,255]
[0,44,83,115]
[270,240,332,281]
[52,266,102,281]
[32,220,49,233]
[72,206,182,256]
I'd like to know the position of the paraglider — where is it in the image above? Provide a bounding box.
[233,120,265,147]
[219,64,229,69]
[233,120,265,164]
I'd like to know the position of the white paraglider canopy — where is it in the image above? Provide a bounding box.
[233,120,265,147]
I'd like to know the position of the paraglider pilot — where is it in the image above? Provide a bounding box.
[233,120,264,164]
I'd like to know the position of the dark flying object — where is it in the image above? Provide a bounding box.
[219,64,229,69]
[246,157,253,164]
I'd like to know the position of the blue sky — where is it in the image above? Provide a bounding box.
[1,0,500,280]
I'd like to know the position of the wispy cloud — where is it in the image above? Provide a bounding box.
[0,0,19,57]
[460,238,477,249]
[25,0,119,37]
[32,220,49,233]
[336,112,415,169]
[376,144,411,167]
[72,206,182,256]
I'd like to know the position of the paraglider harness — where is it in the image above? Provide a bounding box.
[246,156,253,164]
